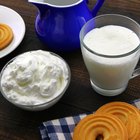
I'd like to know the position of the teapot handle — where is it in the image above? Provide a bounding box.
[92,0,105,17]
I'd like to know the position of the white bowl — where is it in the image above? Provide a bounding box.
[0,5,25,58]
[0,50,71,111]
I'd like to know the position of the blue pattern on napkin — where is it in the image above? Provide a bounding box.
[39,99,140,140]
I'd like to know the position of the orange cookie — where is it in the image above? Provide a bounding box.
[0,23,13,50]
[95,102,140,140]
[73,114,128,140]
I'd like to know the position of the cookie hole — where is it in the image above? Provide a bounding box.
[96,134,104,140]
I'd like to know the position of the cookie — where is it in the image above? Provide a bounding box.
[95,102,140,140]
[0,23,13,50]
[73,114,128,140]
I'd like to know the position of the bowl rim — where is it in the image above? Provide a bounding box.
[0,50,71,109]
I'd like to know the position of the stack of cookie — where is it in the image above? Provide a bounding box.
[0,23,13,50]
[73,102,140,140]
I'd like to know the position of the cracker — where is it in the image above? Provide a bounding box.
[96,102,140,140]
[0,23,13,50]
[73,114,128,140]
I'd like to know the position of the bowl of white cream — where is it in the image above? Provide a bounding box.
[0,50,71,111]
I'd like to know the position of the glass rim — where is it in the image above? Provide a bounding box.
[80,14,140,58]
[0,50,71,109]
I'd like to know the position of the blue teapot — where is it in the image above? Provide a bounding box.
[28,0,105,52]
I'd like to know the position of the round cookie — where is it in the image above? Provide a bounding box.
[95,102,140,140]
[0,23,13,50]
[73,114,128,140]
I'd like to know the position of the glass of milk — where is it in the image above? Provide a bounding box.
[80,14,140,96]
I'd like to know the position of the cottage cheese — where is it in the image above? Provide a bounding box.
[1,50,69,105]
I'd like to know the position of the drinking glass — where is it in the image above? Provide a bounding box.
[80,14,140,96]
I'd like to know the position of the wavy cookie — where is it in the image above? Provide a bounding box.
[95,102,140,140]
[73,114,128,140]
[0,23,13,50]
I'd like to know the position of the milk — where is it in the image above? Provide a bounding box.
[82,25,140,96]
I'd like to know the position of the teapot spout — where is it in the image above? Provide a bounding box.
[28,0,45,6]
[28,0,48,16]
